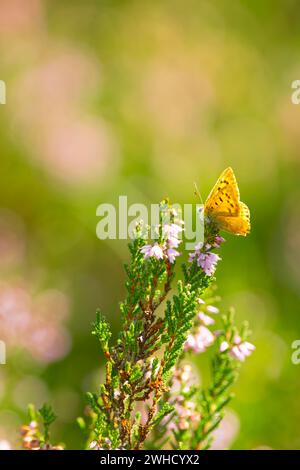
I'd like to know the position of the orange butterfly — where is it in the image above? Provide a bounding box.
[204,167,250,236]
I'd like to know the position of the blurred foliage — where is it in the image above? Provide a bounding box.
[0,0,300,449]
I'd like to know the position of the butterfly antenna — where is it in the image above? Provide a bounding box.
[193,182,204,205]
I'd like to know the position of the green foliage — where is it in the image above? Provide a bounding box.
[38,403,57,443]
[92,310,112,355]
[23,200,253,450]
[85,200,253,450]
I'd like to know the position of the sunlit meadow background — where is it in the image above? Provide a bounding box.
[0,0,300,450]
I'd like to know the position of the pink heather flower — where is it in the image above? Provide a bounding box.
[140,243,164,260]
[220,336,255,361]
[184,326,215,353]
[230,341,255,362]
[195,326,215,351]
[140,244,153,259]
[214,235,226,247]
[167,248,180,263]
[230,345,245,361]
[195,241,204,251]
[184,334,197,352]
[189,235,224,276]
[197,252,221,276]
[189,241,221,276]
[164,222,183,252]
[141,217,184,264]
[197,298,205,305]
[234,335,242,344]
[168,236,181,249]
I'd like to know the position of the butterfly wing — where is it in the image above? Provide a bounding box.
[215,202,251,236]
[204,167,240,217]
[204,167,250,236]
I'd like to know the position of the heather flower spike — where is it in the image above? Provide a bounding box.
[22,196,253,450]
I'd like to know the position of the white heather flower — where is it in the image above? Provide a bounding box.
[0,440,11,450]
[163,223,183,238]
[198,312,215,326]
[195,326,215,351]
[206,305,219,314]
[89,441,98,449]
[179,364,193,383]
[219,341,229,352]
[234,335,242,344]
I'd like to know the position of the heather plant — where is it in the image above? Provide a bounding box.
[21,198,254,451]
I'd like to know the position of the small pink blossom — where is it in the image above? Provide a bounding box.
[184,326,215,353]
[189,235,225,276]
[219,337,255,361]
[140,243,164,260]
[219,341,229,352]
[206,305,219,314]
[197,252,221,276]
[166,248,180,263]
[184,334,197,352]
[167,236,181,249]
[198,312,215,326]
[163,223,183,238]
[230,341,255,362]
[214,236,226,247]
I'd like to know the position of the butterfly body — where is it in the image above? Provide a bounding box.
[204,167,250,236]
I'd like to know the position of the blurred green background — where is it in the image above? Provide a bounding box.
[1,0,300,450]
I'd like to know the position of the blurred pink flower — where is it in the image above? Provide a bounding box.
[219,336,255,362]
[198,312,215,326]
[11,51,119,187]
[0,210,26,269]
[0,439,11,450]
[142,58,214,138]
[0,0,43,35]
[211,410,240,450]
[0,282,71,364]
[184,326,215,353]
